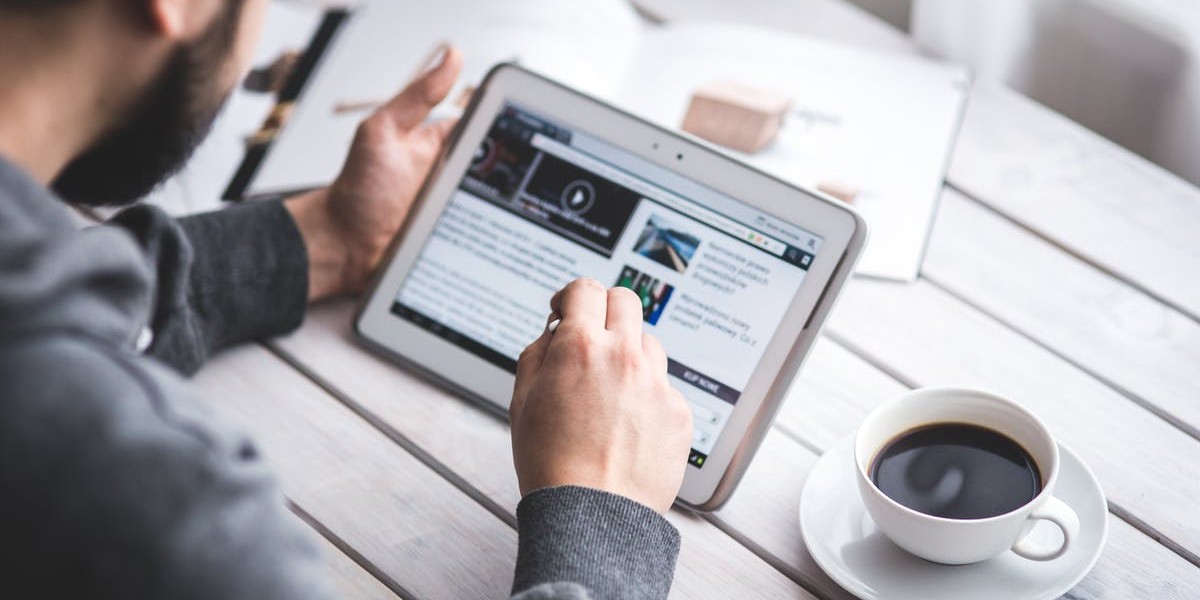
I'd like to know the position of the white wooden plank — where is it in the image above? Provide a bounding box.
[670,511,810,600]
[949,85,1200,317]
[720,428,1200,600]
[630,0,916,54]
[776,337,910,450]
[274,300,1200,597]
[923,187,1200,436]
[315,535,403,600]
[271,301,814,600]
[713,432,851,600]
[719,334,1200,598]
[190,344,516,599]
[1064,515,1200,600]
[826,277,1200,560]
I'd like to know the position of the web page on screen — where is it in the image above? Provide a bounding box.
[393,103,823,468]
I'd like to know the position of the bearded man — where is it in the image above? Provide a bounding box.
[0,1,693,598]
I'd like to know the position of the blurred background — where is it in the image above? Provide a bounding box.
[157,0,1200,212]
[644,0,1200,186]
[857,0,1200,187]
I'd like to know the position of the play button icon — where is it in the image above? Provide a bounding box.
[568,189,587,207]
[560,180,596,214]
[471,139,494,168]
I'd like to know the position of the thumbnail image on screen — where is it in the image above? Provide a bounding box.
[634,214,700,273]
[614,265,675,325]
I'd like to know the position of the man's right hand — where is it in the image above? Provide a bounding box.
[509,278,693,514]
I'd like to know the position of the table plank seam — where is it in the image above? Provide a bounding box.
[262,341,521,530]
[287,499,415,600]
[201,344,523,597]
[919,272,1200,443]
[1107,502,1200,570]
[772,420,823,458]
[628,1,669,25]
[820,331,922,391]
[701,513,836,600]
[944,181,1200,326]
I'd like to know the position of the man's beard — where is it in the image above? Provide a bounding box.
[52,3,244,207]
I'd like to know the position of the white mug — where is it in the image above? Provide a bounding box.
[853,387,1080,565]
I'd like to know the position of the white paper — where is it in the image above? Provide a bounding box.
[615,23,970,280]
[248,9,969,281]
[143,1,324,215]
[248,0,643,197]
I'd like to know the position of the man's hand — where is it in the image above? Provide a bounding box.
[286,45,464,301]
[510,279,694,514]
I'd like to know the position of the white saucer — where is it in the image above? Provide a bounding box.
[799,436,1108,600]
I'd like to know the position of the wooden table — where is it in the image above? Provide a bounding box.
[186,1,1200,597]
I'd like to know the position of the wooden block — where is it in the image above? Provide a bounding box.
[817,181,861,204]
[681,81,791,153]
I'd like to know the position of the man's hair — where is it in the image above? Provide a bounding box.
[0,0,83,9]
[49,0,247,205]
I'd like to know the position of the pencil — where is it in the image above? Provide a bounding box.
[331,41,450,115]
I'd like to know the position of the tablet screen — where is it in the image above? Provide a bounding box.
[392,102,824,468]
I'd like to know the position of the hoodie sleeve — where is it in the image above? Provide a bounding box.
[109,200,309,375]
[511,486,681,600]
[0,336,338,600]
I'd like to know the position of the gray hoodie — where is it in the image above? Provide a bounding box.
[0,155,679,599]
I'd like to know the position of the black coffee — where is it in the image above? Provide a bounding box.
[870,423,1041,520]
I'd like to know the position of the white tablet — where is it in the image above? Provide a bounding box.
[356,64,867,510]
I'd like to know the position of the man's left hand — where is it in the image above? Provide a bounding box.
[285,45,464,301]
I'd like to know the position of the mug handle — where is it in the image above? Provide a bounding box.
[1011,496,1080,561]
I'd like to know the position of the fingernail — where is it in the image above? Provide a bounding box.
[425,42,450,74]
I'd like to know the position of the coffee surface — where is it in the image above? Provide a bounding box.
[870,423,1041,520]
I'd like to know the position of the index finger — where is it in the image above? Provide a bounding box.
[550,278,608,331]
[375,44,463,131]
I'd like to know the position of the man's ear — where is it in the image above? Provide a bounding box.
[141,0,213,40]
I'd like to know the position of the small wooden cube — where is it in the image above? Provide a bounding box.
[681,81,791,153]
[817,181,861,204]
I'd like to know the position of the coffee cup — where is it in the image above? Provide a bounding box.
[853,387,1080,565]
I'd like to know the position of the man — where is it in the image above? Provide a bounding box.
[0,1,694,598]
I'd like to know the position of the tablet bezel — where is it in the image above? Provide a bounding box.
[356,64,867,510]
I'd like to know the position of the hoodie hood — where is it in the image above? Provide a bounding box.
[0,156,152,350]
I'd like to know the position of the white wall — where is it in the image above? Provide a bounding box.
[912,0,1200,187]
[842,0,911,31]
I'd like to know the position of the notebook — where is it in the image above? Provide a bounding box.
[240,0,969,281]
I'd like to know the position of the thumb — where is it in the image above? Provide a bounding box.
[375,45,463,131]
[422,118,460,147]
[511,320,554,420]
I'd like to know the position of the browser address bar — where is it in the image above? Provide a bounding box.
[530,134,788,257]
